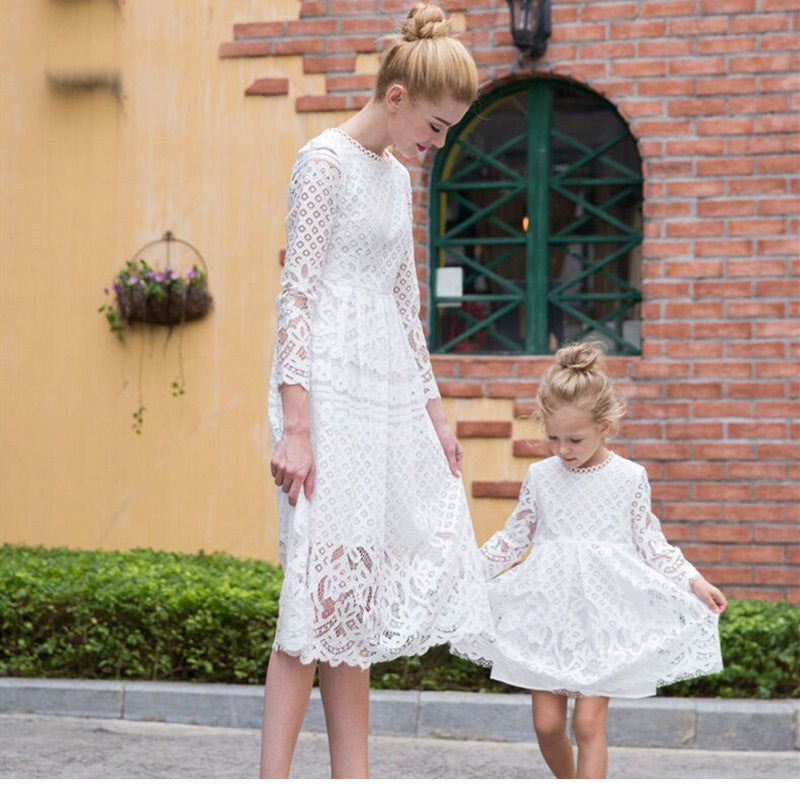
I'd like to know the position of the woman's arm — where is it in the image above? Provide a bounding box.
[271,149,341,505]
[271,384,314,506]
[479,469,538,579]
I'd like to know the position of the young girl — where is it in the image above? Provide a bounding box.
[261,4,492,778]
[459,342,726,780]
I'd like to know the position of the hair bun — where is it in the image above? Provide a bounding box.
[401,3,449,41]
[557,342,604,374]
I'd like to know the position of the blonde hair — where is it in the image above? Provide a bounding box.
[375,3,479,104]
[536,342,628,433]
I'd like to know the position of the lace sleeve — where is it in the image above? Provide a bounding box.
[393,180,440,401]
[274,149,342,391]
[631,467,699,590]
[479,469,538,579]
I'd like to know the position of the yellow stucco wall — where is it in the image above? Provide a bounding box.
[1,0,531,560]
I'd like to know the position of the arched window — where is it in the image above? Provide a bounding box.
[429,77,643,355]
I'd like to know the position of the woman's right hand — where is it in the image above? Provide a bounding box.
[271,428,315,506]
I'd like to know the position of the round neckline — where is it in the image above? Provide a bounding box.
[330,127,391,163]
[559,451,615,474]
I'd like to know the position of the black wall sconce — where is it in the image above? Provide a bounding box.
[506,0,552,59]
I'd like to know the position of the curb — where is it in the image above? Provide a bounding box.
[1,678,798,751]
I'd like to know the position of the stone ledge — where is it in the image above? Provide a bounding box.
[2,679,798,751]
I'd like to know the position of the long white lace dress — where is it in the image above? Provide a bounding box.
[457,452,723,698]
[267,128,492,668]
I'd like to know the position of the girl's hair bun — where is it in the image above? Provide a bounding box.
[401,3,449,41]
[556,341,604,374]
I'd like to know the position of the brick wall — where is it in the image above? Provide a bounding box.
[222,1,799,599]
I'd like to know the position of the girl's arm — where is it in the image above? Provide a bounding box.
[271,149,341,506]
[479,469,538,579]
[631,467,726,613]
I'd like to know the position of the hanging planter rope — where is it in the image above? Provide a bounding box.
[115,231,213,326]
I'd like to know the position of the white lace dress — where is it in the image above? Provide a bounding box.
[455,452,723,698]
[267,128,492,668]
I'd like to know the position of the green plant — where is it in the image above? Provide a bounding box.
[2,544,798,697]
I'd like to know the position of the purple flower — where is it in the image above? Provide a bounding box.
[186,268,198,280]
[113,284,122,295]
[129,276,140,286]
[144,271,155,280]
[154,273,165,283]
[166,269,178,280]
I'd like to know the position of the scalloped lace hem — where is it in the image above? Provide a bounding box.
[271,631,482,670]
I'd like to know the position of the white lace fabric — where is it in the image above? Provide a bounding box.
[454,453,722,698]
[268,129,491,667]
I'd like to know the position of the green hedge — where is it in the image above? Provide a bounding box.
[1,545,798,697]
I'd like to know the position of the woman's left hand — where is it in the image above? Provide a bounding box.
[435,422,463,477]
[690,575,727,614]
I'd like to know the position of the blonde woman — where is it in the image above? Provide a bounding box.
[261,4,491,778]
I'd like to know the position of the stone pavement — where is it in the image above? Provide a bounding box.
[1,678,798,752]
[1,714,798,779]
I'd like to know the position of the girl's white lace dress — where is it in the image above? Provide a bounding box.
[456,452,723,698]
[267,128,492,668]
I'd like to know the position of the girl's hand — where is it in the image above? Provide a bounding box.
[690,575,727,614]
[271,429,315,506]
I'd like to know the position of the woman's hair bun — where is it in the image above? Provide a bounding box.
[401,3,449,41]
[556,341,604,374]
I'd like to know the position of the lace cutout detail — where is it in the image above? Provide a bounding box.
[559,451,615,474]
[479,468,538,578]
[631,466,699,590]
[394,182,440,401]
[274,148,342,391]
[331,127,390,163]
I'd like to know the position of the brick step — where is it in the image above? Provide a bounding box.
[512,439,551,458]
[456,421,512,439]
[472,481,522,499]
[513,400,537,418]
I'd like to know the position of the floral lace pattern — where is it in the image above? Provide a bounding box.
[454,454,722,697]
[267,129,491,667]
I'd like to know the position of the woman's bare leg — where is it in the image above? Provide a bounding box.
[532,691,575,778]
[259,650,317,778]
[572,696,610,779]
[318,662,370,779]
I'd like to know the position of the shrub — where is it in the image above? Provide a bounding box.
[1,545,798,697]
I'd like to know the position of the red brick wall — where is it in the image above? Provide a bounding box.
[222,1,799,600]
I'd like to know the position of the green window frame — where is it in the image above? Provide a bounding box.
[429,77,643,356]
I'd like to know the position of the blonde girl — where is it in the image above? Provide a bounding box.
[261,4,492,778]
[464,342,726,779]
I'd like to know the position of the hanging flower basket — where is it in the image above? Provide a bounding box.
[114,261,212,325]
[97,231,214,433]
[103,231,213,330]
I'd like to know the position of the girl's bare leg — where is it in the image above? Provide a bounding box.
[532,691,575,778]
[318,662,371,779]
[259,650,317,778]
[572,696,610,779]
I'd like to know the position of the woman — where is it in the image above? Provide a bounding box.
[261,4,491,778]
